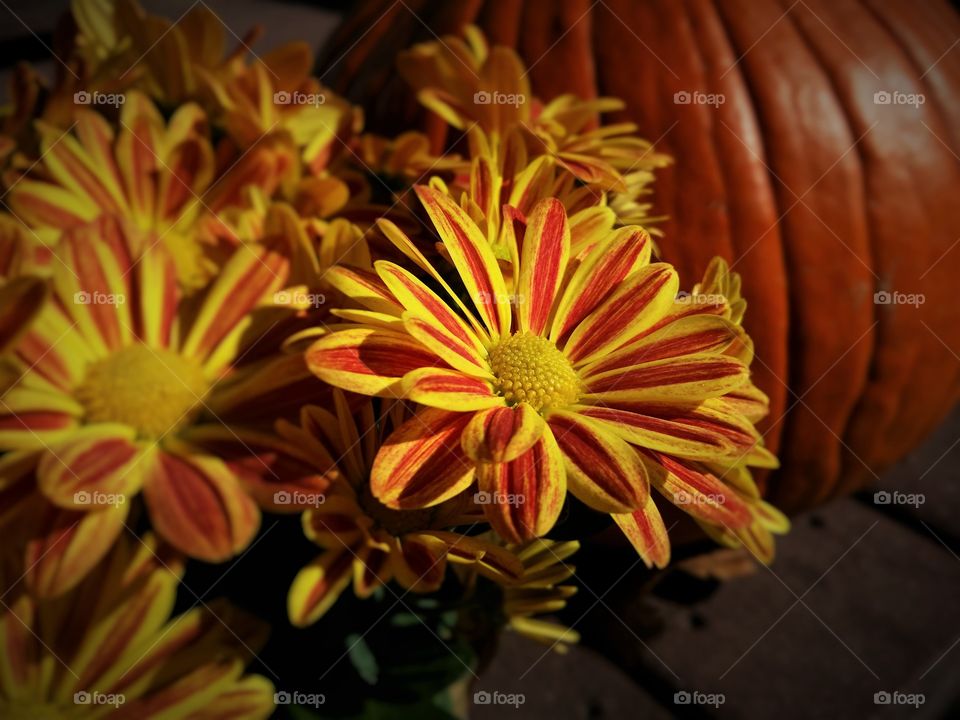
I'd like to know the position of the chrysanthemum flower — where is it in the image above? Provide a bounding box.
[307,186,775,548]
[500,539,580,651]
[0,216,324,596]
[277,392,523,627]
[0,532,274,719]
[7,92,291,289]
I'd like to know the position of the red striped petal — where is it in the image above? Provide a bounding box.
[461,403,545,463]
[288,548,355,627]
[612,494,670,569]
[402,368,501,411]
[645,451,752,529]
[583,354,748,403]
[516,199,569,335]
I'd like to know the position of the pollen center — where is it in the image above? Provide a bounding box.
[488,332,581,411]
[76,344,208,439]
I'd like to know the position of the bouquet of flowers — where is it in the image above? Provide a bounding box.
[0,3,787,717]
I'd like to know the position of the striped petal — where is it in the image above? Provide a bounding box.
[401,367,501,411]
[404,317,493,378]
[427,531,525,582]
[415,185,511,338]
[516,198,569,335]
[325,265,404,316]
[581,315,740,377]
[612,494,670,569]
[563,263,677,366]
[25,500,128,598]
[550,226,651,343]
[306,327,443,397]
[476,428,565,543]
[583,354,749,404]
[142,449,260,562]
[547,411,648,513]
[461,403,545,463]
[302,497,367,548]
[646,451,752,529]
[353,545,392,598]
[37,425,147,509]
[390,534,448,592]
[0,277,47,354]
[288,548,354,627]
[371,407,475,509]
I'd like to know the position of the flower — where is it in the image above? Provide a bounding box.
[0,532,275,719]
[0,215,47,353]
[277,391,523,627]
[307,186,776,551]
[501,539,580,651]
[0,216,326,596]
[7,92,292,290]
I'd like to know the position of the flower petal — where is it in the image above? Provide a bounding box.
[646,451,752,529]
[461,403,545,463]
[288,548,354,627]
[516,198,570,335]
[390,534,448,592]
[425,530,525,582]
[415,185,511,338]
[563,263,677,366]
[306,327,443,397]
[583,354,748,404]
[142,449,260,562]
[547,411,648,513]
[401,367,502,411]
[550,226,651,343]
[0,277,48,354]
[371,407,475,509]
[612,494,670,569]
[476,428,566,543]
[325,265,404,316]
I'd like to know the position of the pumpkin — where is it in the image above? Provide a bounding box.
[319,0,960,513]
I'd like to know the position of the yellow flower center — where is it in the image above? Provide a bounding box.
[488,332,581,411]
[76,344,208,439]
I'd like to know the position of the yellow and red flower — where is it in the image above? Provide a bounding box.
[0,532,274,719]
[0,216,325,596]
[307,186,776,552]
[277,392,523,627]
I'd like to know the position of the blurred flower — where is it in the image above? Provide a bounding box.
[0,532,274,718]
[307,187,776,552]
[277,391,523,627]
[0,216,328,596]
[0,216,48,353]
[501,539,580,651]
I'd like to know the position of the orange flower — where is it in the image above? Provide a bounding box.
[0,532,274,718]
[0,217,326,596]
[307,186,776,552]
[277,392,522,627]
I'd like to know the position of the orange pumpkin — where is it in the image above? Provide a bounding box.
[320,0,960,513]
